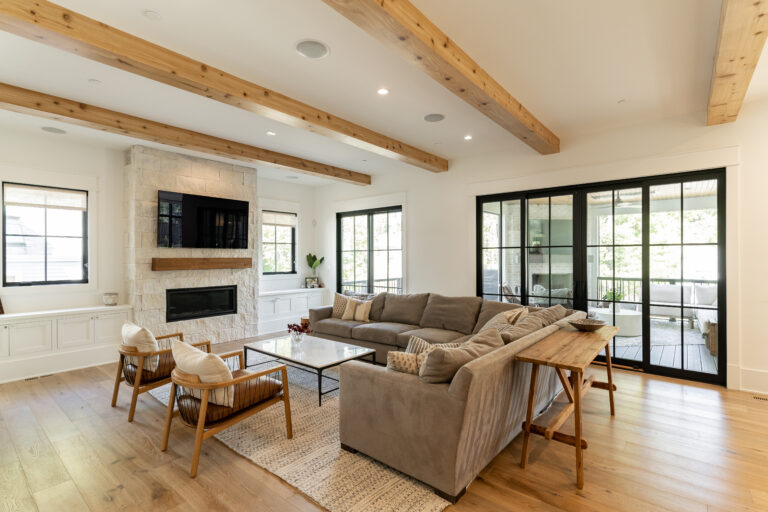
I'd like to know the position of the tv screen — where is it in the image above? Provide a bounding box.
[157,191,249,248]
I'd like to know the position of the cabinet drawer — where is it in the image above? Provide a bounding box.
[9,320,53,356]
[94,312,128,345]
[57,316,94,349]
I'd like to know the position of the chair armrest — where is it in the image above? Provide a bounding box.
[190,340,211,352]
[309,306,333,326]
[157,332,184,342]
[217,349,245,370]
[173,364,287,389]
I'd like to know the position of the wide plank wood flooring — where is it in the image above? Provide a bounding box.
[1,341,767,511]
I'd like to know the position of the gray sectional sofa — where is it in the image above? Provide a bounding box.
[310,293,524,363]
[309,293,588,502]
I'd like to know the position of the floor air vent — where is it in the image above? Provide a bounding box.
[754,395,768,402]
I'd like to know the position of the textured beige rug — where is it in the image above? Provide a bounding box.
[151,356,449,512]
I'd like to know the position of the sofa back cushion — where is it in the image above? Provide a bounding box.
[529,304,568,326]
[369,292,388,322]
[380,293,430,325]
[473,300,525,333]
[419,328,503,383]
[419,294,482,335]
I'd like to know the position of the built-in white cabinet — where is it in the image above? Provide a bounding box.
[10,320,53,356]
[258,288,327,334]
[0,305,132,383]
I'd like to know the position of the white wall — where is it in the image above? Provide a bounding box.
[257,176,319,291]
[0,129,126,313]
[313,100,768,394]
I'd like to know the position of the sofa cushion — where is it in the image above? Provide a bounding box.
[313,318,362,338]
[369,293,387,321]
[419,329,504,383]
[473,301,525,333]
[351,322,418,347]
[397,328,464,348]
[419,294,482,335]
[530,304,568,325]
[380,293,430,325]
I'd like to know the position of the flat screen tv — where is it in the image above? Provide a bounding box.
[157,191,248,248]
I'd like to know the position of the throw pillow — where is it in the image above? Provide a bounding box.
[354,299,373,322]
[387,351,422,375]
[172,341,234,407]
[332,293,349,319]
[405,336,431,354]
[481,307,529,333]
[341,298,358,320]
[121,321,159,371]
[419,329,504,383]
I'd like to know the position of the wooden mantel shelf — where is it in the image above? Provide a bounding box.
[151,257,252,271]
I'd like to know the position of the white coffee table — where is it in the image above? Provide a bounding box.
[243,335,375,406]
[592,308,642,337]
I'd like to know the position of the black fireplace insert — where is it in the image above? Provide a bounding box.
[166,285,237,322]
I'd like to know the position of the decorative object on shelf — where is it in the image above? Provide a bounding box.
[288,322,311,343]
[305,277,319,288]
[102,292,119,306]
[569,318,606,332]
[306,253,325,276]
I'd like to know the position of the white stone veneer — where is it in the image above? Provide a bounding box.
[124,146,258,344]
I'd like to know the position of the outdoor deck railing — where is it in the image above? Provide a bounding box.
[596,277,717,303]
[341,278,403,294]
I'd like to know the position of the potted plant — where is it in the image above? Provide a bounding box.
[602,289,625,310]
[306,253,324,276]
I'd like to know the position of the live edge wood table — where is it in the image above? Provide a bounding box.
[515,325,619,489]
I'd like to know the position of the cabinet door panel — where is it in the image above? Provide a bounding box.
[9,321,53,356]
[94,312,128,345]
[57,316,94,349]
[0,326,8,357]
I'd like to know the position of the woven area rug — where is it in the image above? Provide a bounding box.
[150,354,449,512]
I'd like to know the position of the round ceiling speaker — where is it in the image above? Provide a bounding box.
[424,113,445,122]
[296,40,330,59]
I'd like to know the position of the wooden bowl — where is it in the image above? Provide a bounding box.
[569,319,605,332]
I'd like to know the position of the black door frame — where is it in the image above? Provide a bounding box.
[476,168,727,386]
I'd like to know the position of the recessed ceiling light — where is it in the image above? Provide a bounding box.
[424,113,445,122]
[463,134,473,141]
[41,126,67,135]
[377,88,389,96]
[296,39,330,59]
[266,130,276,136]
[286,175,299,180]
[142,10,161,21]
[87,78,102,85]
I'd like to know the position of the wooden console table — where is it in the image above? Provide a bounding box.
[515,325,618,488]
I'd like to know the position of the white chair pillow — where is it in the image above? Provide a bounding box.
[172,341,234,407]
[121,321,160,371]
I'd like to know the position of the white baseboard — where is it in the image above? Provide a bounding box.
[739,367,768,395]
[0,343,119,384]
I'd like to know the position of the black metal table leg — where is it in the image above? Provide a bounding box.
[318,368,323,406]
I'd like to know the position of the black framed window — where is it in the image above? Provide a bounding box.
[337,206,403,294]
[261,210,296,274]
[3,182,88,286]
[477,168,726,386]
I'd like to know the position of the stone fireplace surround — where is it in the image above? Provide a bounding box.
[124,146,258,344]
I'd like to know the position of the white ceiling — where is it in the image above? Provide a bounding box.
[2,0,761,187]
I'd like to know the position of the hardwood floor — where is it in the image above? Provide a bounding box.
[1,344,767,512]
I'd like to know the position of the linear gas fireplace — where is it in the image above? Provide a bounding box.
[166,285,237,322]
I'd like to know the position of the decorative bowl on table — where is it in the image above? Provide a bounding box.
[569,319,605,332]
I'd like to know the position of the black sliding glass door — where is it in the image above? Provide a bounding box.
[476,169,726,385]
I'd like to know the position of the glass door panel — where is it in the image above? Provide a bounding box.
[481,200,522,303]
[526,195,573,307]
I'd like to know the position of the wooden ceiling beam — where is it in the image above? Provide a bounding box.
[707,0,768,125]
[322,0,560,155]
[0,83,371,185]
[0,0,447,173]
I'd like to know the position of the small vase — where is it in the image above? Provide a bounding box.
[290,331,305,344]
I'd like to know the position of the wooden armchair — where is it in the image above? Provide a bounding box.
[161,350,292,478]
[111,332,211,422]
